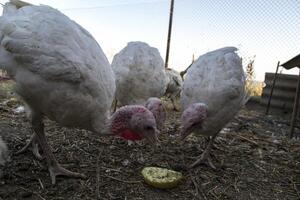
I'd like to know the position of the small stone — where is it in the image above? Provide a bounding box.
[220,128,231,134]
[13,106,25,114]
[122,159,130,166]
[137,156,145,164]
[272,139,280,144]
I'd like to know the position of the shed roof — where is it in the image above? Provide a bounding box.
[281,54,300,69]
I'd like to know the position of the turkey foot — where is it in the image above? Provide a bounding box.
[32,111,86,185]
[189,151,216,169]
[189,134,217,169]
[49,164,87,185]
[16,133,43,160]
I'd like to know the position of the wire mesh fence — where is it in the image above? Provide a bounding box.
[0,0,299,81]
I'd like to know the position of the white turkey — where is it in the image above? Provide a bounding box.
[111,41,168,106]
[180,47,246,168]
[165,68,182,111]
[0,1,159,184]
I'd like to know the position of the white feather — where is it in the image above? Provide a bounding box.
[181,47,246,136]
[165,68,182,99]
[0,2,116,132]
[112,41,167,106]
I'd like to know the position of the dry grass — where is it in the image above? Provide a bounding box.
[0,80,15,99]
[246,80,263,97]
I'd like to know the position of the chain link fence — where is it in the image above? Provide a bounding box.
[0,0,299,82]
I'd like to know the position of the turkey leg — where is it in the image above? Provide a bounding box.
[16,132,43,160]
[31,112,86,184]
[190,134,217,169]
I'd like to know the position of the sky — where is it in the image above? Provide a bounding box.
[0,0,299,81]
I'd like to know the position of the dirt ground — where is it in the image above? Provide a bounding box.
[0,95,299,200]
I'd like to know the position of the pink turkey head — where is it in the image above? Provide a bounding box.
[180,103,208,139]
[145,97,166,130]
[109,105,159,144]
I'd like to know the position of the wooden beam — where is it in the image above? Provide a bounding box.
[265,61,280,115]
[180,54,195,79]
[281,53,300,70]
[289,68,300,138]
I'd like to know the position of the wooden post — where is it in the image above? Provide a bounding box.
[265,61,280,115]
[180,54,195,78]
[164,0,175,69]
[289,68,300,138]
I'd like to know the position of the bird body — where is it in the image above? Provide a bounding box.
[165,68,182,110]
[181,47,245,135]
[180,47,246,167]
[0,1,158,184]
[112,41,167,106]
[0,2,115,133]
[166,68,182,97]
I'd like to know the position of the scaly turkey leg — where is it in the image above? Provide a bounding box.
[31,112,86,184]
[190,134,217,169]
[16,132,43,160]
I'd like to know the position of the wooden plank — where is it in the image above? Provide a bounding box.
[265,61,280,114]
[289,69,300,138]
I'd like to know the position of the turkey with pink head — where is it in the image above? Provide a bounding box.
[0,0,159,184]
[180,47,246,169]
[145,97,166,131]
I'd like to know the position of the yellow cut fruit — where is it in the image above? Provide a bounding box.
[141,167,183,189]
